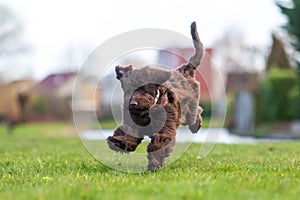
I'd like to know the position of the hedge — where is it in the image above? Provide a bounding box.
[256,68,299,123]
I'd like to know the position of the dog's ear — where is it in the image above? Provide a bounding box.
[115,65,133,80]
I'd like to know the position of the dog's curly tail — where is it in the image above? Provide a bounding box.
[189,22,204,69]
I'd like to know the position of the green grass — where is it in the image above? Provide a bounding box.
[0,123,300,200]
[99,119,118,129]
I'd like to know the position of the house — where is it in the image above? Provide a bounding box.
[226,71,259,93]
[97,73,121,119]
[158,47,225,103]
[72,74,101,112]
[0,72,101,122]
[0,79,36,122]
[33,72,101,121]
[26,72,76,120]
[35,72,77,95]
[34,72,96,120]
[225,71,260,135]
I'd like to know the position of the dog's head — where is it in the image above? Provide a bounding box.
[128,83,172,126]
[115,66,174,127]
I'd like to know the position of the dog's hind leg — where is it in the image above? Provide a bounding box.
[188,106,203,133]
[107,125,143,153]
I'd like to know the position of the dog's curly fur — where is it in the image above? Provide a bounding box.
[107,22,204,171]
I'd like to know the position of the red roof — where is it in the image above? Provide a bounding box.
[36,72,76,91]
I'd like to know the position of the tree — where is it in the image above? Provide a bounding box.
[277,0,300,119]
[0,5,24,56]
[277,0,300,66]
[0,4,29,82]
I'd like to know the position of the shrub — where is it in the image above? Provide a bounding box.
[257,68,298,123]
[289,85,300,119]
[29,94,72,120]
[31,94,49,114]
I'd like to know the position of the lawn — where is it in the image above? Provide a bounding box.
[0,123,299,200]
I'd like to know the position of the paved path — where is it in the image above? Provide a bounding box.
[79,128,288,144]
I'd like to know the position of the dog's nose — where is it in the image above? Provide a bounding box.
[129,100,138,107]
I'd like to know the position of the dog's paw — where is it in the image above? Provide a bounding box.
[106,127,129,153]
[188,107,203,133]
[188,117,202,134]
[107,126,143,153]
[107,136,128,153]
[147,164,162,172]
[107,135,141,153]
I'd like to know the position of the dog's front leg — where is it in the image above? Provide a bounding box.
[107,124,143,153]
[147,131,176,171]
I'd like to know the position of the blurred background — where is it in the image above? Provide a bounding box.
[0,0,299,139]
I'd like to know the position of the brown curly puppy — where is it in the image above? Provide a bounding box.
[107,22,204,171]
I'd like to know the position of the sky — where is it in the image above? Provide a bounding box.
[0,0,286,80]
